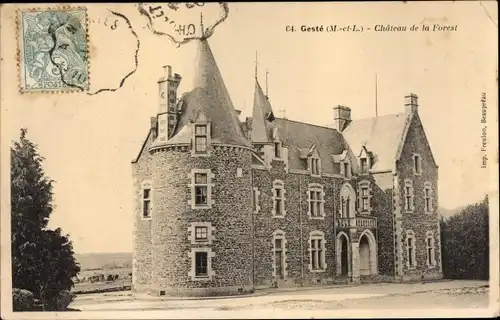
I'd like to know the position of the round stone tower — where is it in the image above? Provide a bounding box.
[139,37,254,297]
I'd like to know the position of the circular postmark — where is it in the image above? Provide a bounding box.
[138,2,229,46]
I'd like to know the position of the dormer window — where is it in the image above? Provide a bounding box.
[310,157,321,176]
[194,124,208,153]
[360,157,369,174]
[274,142,281,158]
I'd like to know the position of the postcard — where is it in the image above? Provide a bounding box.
[1,2,498,319]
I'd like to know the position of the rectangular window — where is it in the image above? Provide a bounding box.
[426,235,435,266]
[194,125,208,153]
[405,186,412,211]
[360,158,368,173]
[310,239,324,270]
[425,188,431,212]
[143,188,151,218]
[194,173,208,205]
[361,187,369,211]
[275,188,283,215]
[311,158,320,175]
[195,252,208,277]
[274,142,281,158]
[414,155,422,174]
[407,237,416,268]
[195,226,208,240]
[344,162,350,177]
[309,190,323,217]
[252,189,257,212]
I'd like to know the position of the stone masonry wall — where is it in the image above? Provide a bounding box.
[397,113,442,281]
[150,145,254,296]
[131,132,154,291]
[252,160,341,288]
[371,172,395,277]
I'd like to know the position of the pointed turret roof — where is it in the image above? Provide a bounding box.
[157,38,250,148]
[251,79,275,143]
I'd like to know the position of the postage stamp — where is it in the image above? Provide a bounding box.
[17,7,89,93]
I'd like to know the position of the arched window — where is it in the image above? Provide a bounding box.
[340,183,356,218]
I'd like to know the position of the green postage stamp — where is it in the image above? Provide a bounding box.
[17,7,89,93]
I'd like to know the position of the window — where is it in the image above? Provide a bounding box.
[344,162,350,178]
[413,154,422,175]
[189,169,214,209]
[404,179,414,212]
[274,142,281,158]
[310,157,321,176]
[340,183,355,218]
[426,231,436,267]
[360,157,368,174]
[272,180,286,217]
[194,173,208,205]
[358,181,371,214]
[361,187,369,211]
[194,125,208,153]
[188,222,214,244]
[307,184,325,219]
[195,226,208,240]
[188,248,215,280]
[424,182,433,213]
[272,230,288,278]
[195,252,208,277]
[406,230,416,269]
[309,231,327,272]
[141,181,152,219]
[252,187,261,213]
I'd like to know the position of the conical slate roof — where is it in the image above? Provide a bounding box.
[163,38,250,148]
[251,79,275,143]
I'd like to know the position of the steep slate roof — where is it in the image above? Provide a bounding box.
[273,118,346,174]
[157,37,250,148]
[251,80,275,143]
[342,112,409,172]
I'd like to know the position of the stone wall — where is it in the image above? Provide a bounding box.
[148,145,254,296]
[131,131,154,291]
[252,160,341,287]
[396,113,443,280]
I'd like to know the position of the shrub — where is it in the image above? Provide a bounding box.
[12,288,34,311]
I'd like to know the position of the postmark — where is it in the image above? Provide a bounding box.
[17,7,90,93]
[138,2,229,46]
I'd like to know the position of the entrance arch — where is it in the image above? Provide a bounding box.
[358,229,378,276]
[336,232,350,276]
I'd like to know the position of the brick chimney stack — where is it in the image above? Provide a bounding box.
[405,93,418,114]
[333,105,352,132]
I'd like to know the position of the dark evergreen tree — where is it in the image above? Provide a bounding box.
[441,195,489,280]
[11,129,80,310]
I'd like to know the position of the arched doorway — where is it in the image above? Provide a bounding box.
[359,230,378,276]
[336,232,350,276]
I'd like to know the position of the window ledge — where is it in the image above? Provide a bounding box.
[310,268,327,273]
[309,216,325,220]
[193,205,212,210]
[192,153,211,158]
[273,214,286,219]
[141,216,152,221]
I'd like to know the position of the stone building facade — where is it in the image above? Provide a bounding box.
[131,36,443,297]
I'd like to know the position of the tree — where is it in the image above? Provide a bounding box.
[440,195,489,280]
[11,129,80,310]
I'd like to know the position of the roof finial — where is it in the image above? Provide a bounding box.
[200,12,205,38]
[265,68,269,98]
[254,51,258,79]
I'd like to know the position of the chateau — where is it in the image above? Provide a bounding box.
[131,36,443,297]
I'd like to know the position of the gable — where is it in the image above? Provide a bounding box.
[396,113,438,168]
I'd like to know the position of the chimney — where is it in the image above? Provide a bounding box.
[404,93,418,114]
[333,105,352,132]
[164,65,172,79]
[150,116,158,140]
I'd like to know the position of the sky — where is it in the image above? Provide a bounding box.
[2,2,497,254]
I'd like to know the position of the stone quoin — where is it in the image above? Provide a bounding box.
[131,35,443,297]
